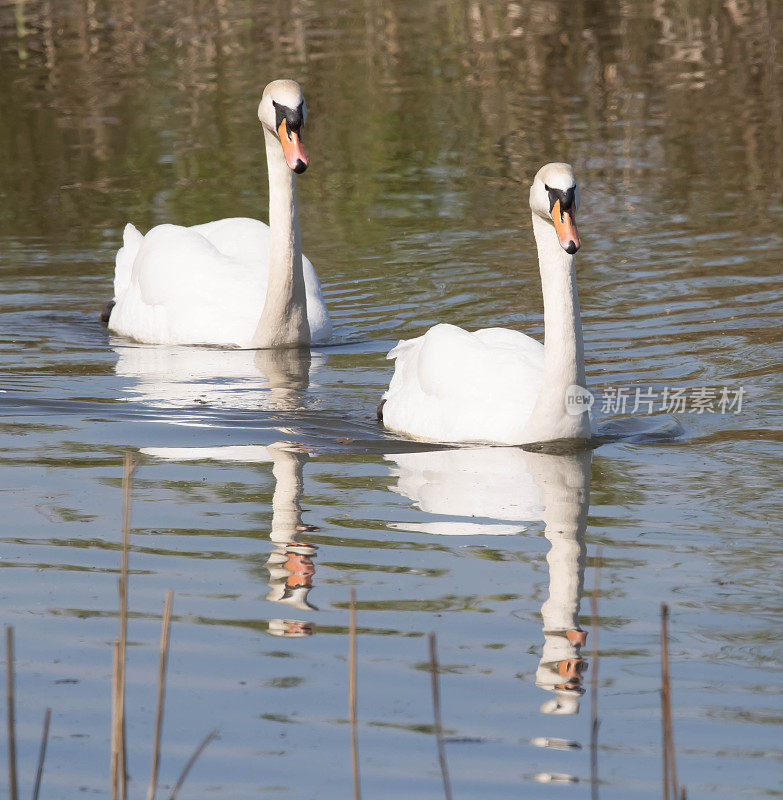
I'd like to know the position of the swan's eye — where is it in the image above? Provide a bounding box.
[273,101,304,139]
[545,185,576,217]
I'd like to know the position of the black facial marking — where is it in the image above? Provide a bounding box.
[545,184,576,217]
[273,100,304,137]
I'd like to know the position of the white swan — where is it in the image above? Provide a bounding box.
[105,79,332,348]
[380,162,589,445]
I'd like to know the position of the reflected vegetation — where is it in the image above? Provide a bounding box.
[1,0,780,252]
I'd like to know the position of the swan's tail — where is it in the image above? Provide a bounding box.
[382,335,423,403]
[386,336,420,362]
[114,223,144,298]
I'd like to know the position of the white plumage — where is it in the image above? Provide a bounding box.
[381,163,591,446]
[107,79,331,349]
[382,323,544,445]
[108,218,331,347]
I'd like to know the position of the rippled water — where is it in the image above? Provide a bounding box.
[1,1,781,798]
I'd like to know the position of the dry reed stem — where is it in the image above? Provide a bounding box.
[590,548,601,800]
[111,637,120,800]
[5,625,18,800]
[348,589,361,800]
[117,452,135,800]
[427,633,452,800]
[31,706,51,800]
[147,590,174,800]
[661,604,679,800]
[167,728,219,800]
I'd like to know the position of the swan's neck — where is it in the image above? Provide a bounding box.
[249,130,310,349]
[522,213,590,442]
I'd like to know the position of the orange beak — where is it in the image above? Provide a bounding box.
[551,199,580,253]
[278,119,308,173]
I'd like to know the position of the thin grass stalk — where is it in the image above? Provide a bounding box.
[31,707,51,800]
[348,589,361,800]
[167,728,218,800]
[147,590,174,800]
[661,604,679,800]
[115,579,128,800]
[5,626,18,800]
[661,603,670,800]
[427,633,452,800]
[111,637,121,800]
[118,452,134,800]
[662,692,669,800]
[590,548,601,800]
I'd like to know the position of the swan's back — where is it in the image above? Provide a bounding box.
[382,323,544,444]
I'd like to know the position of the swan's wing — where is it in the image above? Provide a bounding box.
[111,217,330,346]
[383,323,544,444]
[190,217,270,262]
[149,224,264,340]
[302,253,332,342]
[109,222,262,345]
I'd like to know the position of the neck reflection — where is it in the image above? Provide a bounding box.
[264,442,319,633]
[141,441,319,637]
[532,451,589,716]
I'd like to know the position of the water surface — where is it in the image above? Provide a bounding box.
[1,1,781,798]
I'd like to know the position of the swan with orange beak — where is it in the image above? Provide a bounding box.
[380,162,592,446]
[105,79,331,348]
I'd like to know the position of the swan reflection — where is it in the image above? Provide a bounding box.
[114,342,323,411]
[386,447,590,719]
[142,442,318,637]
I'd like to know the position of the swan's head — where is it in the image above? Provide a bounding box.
[258,80,309,173]
[529,162,580,254]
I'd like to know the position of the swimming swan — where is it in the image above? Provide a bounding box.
[379,162,589,445]
[105,80,331,348]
